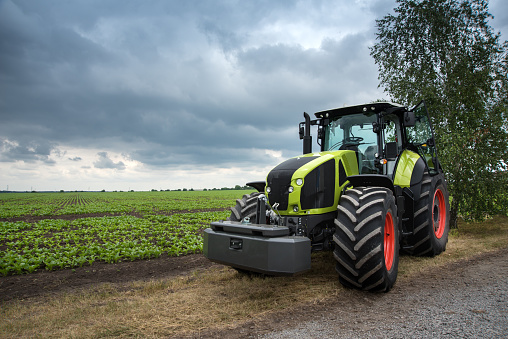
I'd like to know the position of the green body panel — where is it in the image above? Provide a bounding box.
[266,151,359,216]
[393,150,421,187]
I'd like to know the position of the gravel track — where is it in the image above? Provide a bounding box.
[261,249,508,339]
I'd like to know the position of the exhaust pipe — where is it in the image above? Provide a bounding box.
[303,112,312,154]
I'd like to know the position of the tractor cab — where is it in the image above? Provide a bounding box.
[302,101,440,180]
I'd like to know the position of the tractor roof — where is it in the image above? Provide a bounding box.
[314,102,404,119]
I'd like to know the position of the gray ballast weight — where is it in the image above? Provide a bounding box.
[203,221,311,275]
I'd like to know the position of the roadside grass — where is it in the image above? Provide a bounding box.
[1,215,507,338]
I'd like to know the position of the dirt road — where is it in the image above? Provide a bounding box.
[219,248,508,338]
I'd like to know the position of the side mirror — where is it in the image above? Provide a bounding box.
[299,123,305,140]
[317,126,324,139]
[372,122,380,133]
[404,111,416,127]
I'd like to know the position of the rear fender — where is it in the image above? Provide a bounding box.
[393,150,426,199]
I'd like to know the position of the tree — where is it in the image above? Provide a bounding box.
[370,0,508,227]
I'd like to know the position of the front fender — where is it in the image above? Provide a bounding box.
[246,181,266,193]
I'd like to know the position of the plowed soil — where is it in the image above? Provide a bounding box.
[0,253,217,303]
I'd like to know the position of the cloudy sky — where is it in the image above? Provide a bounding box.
[1,0,507,191]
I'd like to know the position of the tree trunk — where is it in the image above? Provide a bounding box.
[450,199,459,229]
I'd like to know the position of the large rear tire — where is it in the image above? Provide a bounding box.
[333,187,399,292]
[408,172,450,256]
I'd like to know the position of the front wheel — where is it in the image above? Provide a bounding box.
[227,192,262,223]
[333,187,399,292]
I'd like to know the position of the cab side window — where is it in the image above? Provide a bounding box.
[406,102,438,173]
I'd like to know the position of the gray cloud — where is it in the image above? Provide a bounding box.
[0,1,379,157]
[93,152,125,170]
[0,138,57,164]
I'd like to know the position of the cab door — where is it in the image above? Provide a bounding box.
[405,101,439,174]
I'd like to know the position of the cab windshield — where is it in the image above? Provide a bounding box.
[323,113,379,174]
[324,113,377,152]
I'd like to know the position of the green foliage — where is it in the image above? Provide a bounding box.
[371,0,508,225]
[0,190,253,276]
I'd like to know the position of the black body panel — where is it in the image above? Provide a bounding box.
[246,181,266,193]
[346,174,395,193]
[267,156,318,211]
[300,159,335,210]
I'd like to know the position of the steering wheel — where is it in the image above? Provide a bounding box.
[345,137,364,144]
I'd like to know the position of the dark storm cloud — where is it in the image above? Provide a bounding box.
[2,0,503,172]
[0,0,324,167]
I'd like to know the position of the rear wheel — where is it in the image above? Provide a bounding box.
[333,187,399,292]
[408,172,450,256]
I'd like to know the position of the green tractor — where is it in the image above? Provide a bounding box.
[203,101,450,292]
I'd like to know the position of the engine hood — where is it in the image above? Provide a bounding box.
[265,151,358,215]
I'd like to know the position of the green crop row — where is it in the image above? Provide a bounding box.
[0,190,254,275]
[0,210,231,276]
[0,191,247,218]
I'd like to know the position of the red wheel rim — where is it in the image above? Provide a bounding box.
[384,211,395,271]
[433,189,446,239]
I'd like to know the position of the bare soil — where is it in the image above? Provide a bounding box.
[0,253,218,303]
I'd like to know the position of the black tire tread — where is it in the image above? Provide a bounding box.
[333,187,398,292]
[407,172,449,256]
[228,192,262,222]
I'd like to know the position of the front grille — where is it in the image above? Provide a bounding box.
[267,169,292,210]
[300,159,335,210]
[267,156,318,211]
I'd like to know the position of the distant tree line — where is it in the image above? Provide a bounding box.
[150,185,253,192]
[49,186,255,193]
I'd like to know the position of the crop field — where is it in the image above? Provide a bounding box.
[0,190,251,276]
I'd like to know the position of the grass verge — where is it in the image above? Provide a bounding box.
[1,215,507,338]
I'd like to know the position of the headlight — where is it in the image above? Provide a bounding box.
[296,178,303,186]
[293,205,299,212]
[266,186,271,193]
[288,186,294,193]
